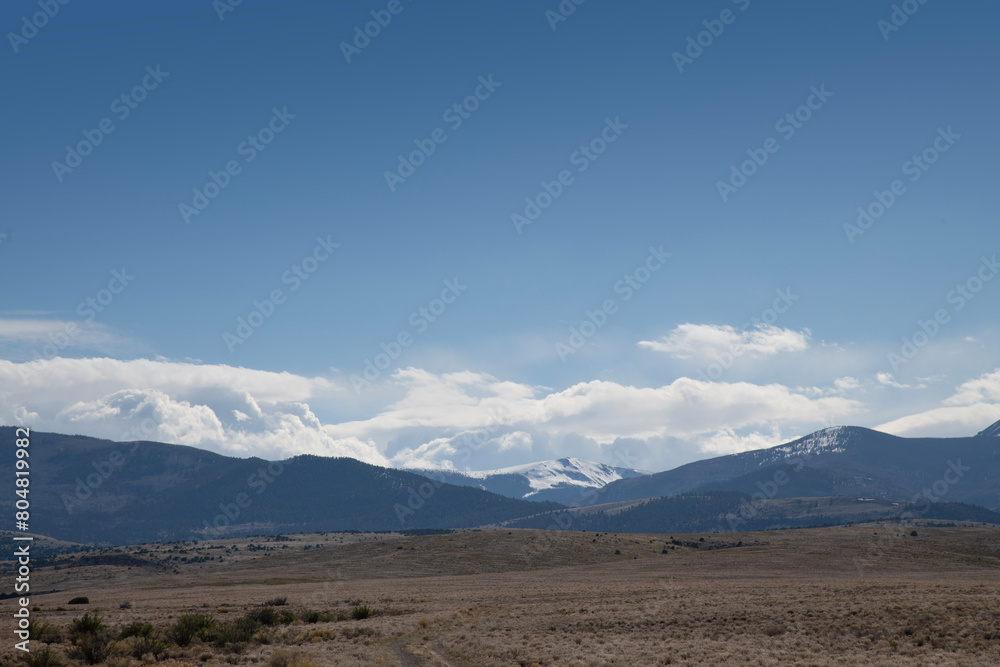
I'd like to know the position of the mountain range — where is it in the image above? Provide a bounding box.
[2,419,999,546]
[406,457,648,504]
[577,423,1000,511]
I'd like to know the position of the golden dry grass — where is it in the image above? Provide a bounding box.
[2,524,999,665]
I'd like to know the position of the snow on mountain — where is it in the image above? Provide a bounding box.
[407,457,649,504]
[976,419,1000,438]
[772,426,851,457]
[473,457,644,495]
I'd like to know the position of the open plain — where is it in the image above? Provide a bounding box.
[3,524,1000,666]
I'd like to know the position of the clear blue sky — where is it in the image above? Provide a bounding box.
[3,0,999,471]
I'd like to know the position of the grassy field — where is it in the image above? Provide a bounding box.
[2,523,1000,666]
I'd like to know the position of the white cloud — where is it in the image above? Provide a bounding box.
[638,323,810,361]
[0,318,134,354]
[0,357,387,465]
[875,372,921,389]
[328,367,863,469]
[876,368,1000,437]
[834,376,861,392]
[0,357,867,473]
[699,427,787,456]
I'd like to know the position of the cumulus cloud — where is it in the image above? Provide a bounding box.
[328,367,863,469]
[876,368,1000,437]
[0,357,387,465]
[638,323,810,361]
[0,356,869,473]
[699,427,788,456]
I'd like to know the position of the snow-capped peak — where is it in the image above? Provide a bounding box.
[450,457,645,496]
[772,425,850,458]
[976,419,1000,438]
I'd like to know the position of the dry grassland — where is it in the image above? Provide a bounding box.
[2,524,999,666]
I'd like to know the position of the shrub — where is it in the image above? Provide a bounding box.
[299,609,322,624]
[247,606,280,626]
[119,601,132,610]
[351,605,371,620]
[27,619,61,643]
[69,613,105,642]
[120,621,155,639]
[20,646,65,667]
[266,596,289,606]
[169,613,216,647]
[125,635,166,660]
[67,597,90,605]
[210,616,260,649]
[69,632,119,665]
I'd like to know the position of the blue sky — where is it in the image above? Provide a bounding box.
[3,0,999,472]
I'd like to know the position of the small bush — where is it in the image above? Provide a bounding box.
[20,646,65,667]
[169,613,216,647]
[299,609,319,624]
[119,601,132,610]
[27,619,61,643]
[69,613,106,641]
[211,616,260,649]
[125,635,166,660]
[120,621,155,640]
[351,605,371,620]
[67,597,90,605]
[69,632,119,665]
[764,624,787,637]
[247,606,280,626]
[266,596,289,606]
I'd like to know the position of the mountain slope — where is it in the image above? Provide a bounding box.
[408,457,648,504]
[0,429,562,545]
[580,422,1000,510]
